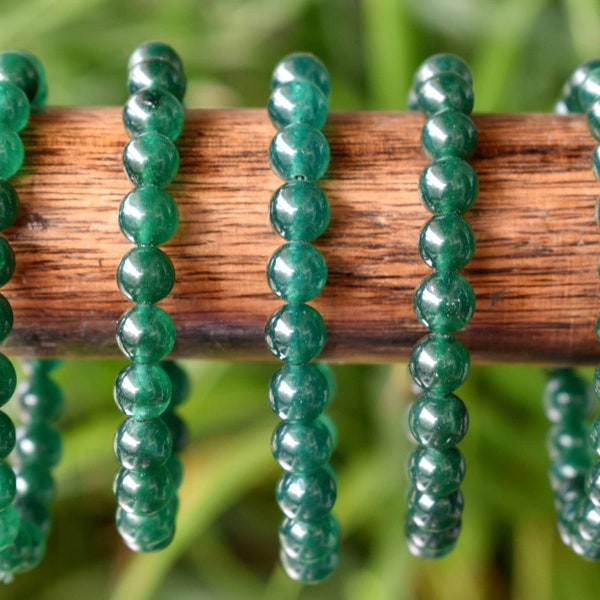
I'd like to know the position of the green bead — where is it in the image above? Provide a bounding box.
[0,411,15,459]
[419,214,475,270]
[267,242,327,303]
[116,304,176,364]
[265,303,327,364]
[15,464,55,504]
[269,180,330,242]
[114,417,173,470]
[14,422,61,468]
[0,504,19,550]
[116,498,176,552]
[159,361,189,408]
[408,333,470,393]
[279,544,338,584]
[165,454,183,489]
[0,236,15,286]
[579,67,600,112]
[268,80,328,130]
[592,144,600,182]
[549,447,591,495]
[114,466,175,515]
[160,409,189,452]
[128,42,184,75]
[0,51,40,102]
[117,245,175,304]
[15,496,50,535]
[0,180,19,231]
[0,353,16,408]
[413,271,475,333]
[128,60,186,102]
[559,60,600,114]
[586,462,600,507]
[413,53,472,92]
[407,487,464,530]
[119,186,178,245]
[316,364,337,403]
[547,421,589,461]
[123,132,179,187]
[279,514,338,562]
[0,461,16,510]
[0,520,45,576]
[114,363,172,419]
[587,98,600,141]
[276,467,336,521]
[269,364,330,422]
[272,52,330,97]
[591,416,600,455]
[269,123,330,181]
[272,419,333,473]
[0,126,23,179]
[0,82,29,132]
[317,413,337,449]
[417,72,474,116]
[576,500,600,544]
[17,375,64,423]
[0,294,12,343]
[123,88,183,141]
[14,50,46,108]
[421,110,477,160]
[405,516,460,559]
[408,446,465,497]
[544,369,593,424]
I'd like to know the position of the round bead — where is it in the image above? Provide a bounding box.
[0,504,19,550]
[549,447,591,495]
[279,544,338,584]
[0,236,15,287]
[421,110,477,160]
[0,82,29,132]
[116,498,176,553]
[0,520,45,576]
[560,60,600,113]
[114,417,172,470]
[266,242,327,303]
[405,517,460,559]
[160,409,189,453]
[272,420,333,473]
[408,333,470,393]
[276,467,337,521]
[114,466,175,515]
[416,72,474,116]
[0,462,16,510]
[579,67,600,112]
[116,304,176,364]
[279,514,338,562]
[269,123,330,181]
[128,60,186,102]
[14,422,61,468]
[576,500,600,544]
[407,487,464,530]
[17,375,63,423]
[413,53,472,91]
[419,214,475,270]
[408,446,466,497]
[547,421,589,461]
[0,353,17,408]
[268,80,328,130]
[15,464,54,504]
[0,411,15,459]
[0,294,12,344]
[123,132,179,187]
[15,496,50,535]
[0,179,19,231]
[0,125,23,180]
[586,461,600,507]
[272,52,330,97]
[569,524,600,560]
[0,51,40,101]
[587,99,600,141]
[160,361,189,408]
[114,363,172,419]
[544,369,593,424]
[14,50,46,108]
[123,87,183,141]
[128,42,185,75]
[265,303,327,364]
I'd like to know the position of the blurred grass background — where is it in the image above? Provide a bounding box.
[0,0,599,598]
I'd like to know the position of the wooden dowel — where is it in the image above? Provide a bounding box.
[3,108,599,364]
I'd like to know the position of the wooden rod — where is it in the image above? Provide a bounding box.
[3,108,599,364]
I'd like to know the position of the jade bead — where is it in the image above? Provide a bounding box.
[0,51,39,102]
[265,303,327,364]
[408,446,466,497]
[413,53,472,91]
[587,99,600,141]
[269,180,330,241]
[123,132,179,187]
[0,180,19,231]
[560,60,600,113]
[421,110,477,160]
[0,520,45,576]
[544,369,593,424]
[408,333,470,393]
[160,409,189,452]
[114,417,173,470]
[15,463,55,504]
[417,72,474,116]
[407,487,464,531]
[0,504,19,550]
[0,126,23,179]
[0,294,12,344]
[279,514,338,562]
[586,462,600,507]
[0,82,29,132]
[549,447,591,495]
[267,242,327,303]
[114,466,175,515]
[316,364,337,403]
[405,516,460,559]
[116,497,176,552]
[279,544,338,584]
[114,363,172,419]
[547,421,589,461]
[272,52,330,97]
[268,80,328,130]
[576,500,600,543]
[0,462,16,510]
[124,88,183,141]
[14,422,62,468]
[119,186,178,246]
[269,123,330,181]
[128,42,184,75]
[0,411,15,459]
[569,524,600,560]
[116,304,176,364]
[17,375,63,423]
[15,496,50,535]
[419,214,475,270]
[14,50,46,108]
[166,454,183,489]
[579,67,600,112]
[276,467,337,521]
[0,353,17,408]
[160,361,190,408]
[128,60,186,102]
[0,236,15,286]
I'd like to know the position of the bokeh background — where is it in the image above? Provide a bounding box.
[1,0,600,598]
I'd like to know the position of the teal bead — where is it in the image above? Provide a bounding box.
[578,67,600,112]
[14,50,46,108]
[15,464,55,504]
[265,303,327,364]
[17,374,64,423]
[276,467,336,521]
[128,60,186,102]
[587,99,600,141]
[123,88,183,141]
[409,392,468,449]
[421,110,477,160]
[114,363,172,419]
[269,180,330,241]
[272,52,330,97]
[268,80,328,130]
[128,42,184,75]
[123,132,179,187]
[419,214,475,270]
[569,524,600,560]
[269,123,330,181]
[405,517,460,559]
[576,500,600,543]
[408,333,470,393]
[119,186,178,245]
[586,462,600,507]
[15,496,50,535]
[14,422,61,468]
[117,245,175,304]
[0,126,23,179]
[165,454,183,489]
[114,466,175,515]
[0,504,19,550]
[0,180,19,231]
[116,497,176,552]
[0,353,16,408]
[279,544,338,583]
[417,72,474,116]
[0,461,16,510]
[549,447,592,495]
[0,294,12,343]
[407,487,464,530]
[269,364,330,422]
[0,236,15,286]
[267,242,327,303]
[0,411,15,459]
[116,304,176,364]
[413,53,472,91]
[160,361,189,407]
[0,51,40,102]
[160,409,189,452]
[547,421,589,461]
[544,369,593,424]
[114,417,172,470]
[408,446,466,497]
[559,60,600,113]
[279,514,338,562]
[0,82,29,132]
[0,520,45,576]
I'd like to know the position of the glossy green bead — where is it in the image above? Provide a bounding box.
[0,520,45,576]
[408,446,465,497]
[0,236,15,286]
[413,53,472,92]
[128,42,184,75]
[15,464,55,504]
[267,242,327,303]
[409,333,470,393]
[114,363,172,419]
[0,82,29,132]
[0,504,19,550]
[419,214,475,270]
[123,132,179,187]
[15,496,50,535]
[124,88,183,141]
[587,98,600,141]
[407,487,463,531]
[280,544,338,583]
[160,360,189,408]
[276,467,336,521]
[576,500,600,544]
[116,304,176,364]
[160,409,189,452]
[269,180,330,241]
[269,80,328,130]
[549,447,591,495]
[544,369,593,424]
[0,462,16,510]
[586,461,600,507]
[559,60,600,114]
[14,50,46,108]
[0,180,19,231]
[272,52,330,97]
[114,417,172,470]
[579,67,600,112]
[569,523,600,560]
[0,411,15,459]
[14,422,61,468]
[405,517,460,559]
[272,419,333,473]
[166,454,183,489]
[116,498,176,553]
[279,514,338,562]
[128,60,186,102]
[0,294,12,344]
[417,72,474,116]
[0,51,39,102]
[119,186,178,246]
[0,126,23,179]
[0,353,17,408]
[17,375,63,423]
[269,123,330,181]
[265,303,326,364]
[114,466,175,515]
[547,421,589,461]
[421,110,477,160]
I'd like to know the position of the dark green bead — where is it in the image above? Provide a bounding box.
[413,53,472,92]
[419,214,475,270]
[269,180,330,241]
[0,126,23,179]
[123,88,183,141]
[579,67,600,112]
[14,50,46,108]
[0,461,16,510]
[14,422,61,468]
[114,363,172,419]
[265,303,326,364]
[116,304,176,364]
[279,514,338,562]
[160,409,189,452]
[119,186,178,246]
[405,516,460,559]
[279,544,338,584]
[267,242,327,303]
[417,72,474,116]
[114,466,175,515]
[166,454,183,489]
[114,417,173,470]
[0,353,16,408]
[272,419,333,473]
[0,411,15,459]
[0,520,45,576]
[15,496,50,535]
[0,236,15,286]
[544,369,593,424]
[0,180,19,231]
[408,446,465,497]
[17,375,63,423]
[276,467,336,521]
[128,60,186,102]
[0,504,19,550]
[116,497,176,552]
[559,60,600,114]
[269,123,330,181]
[587,99,600,141]
[15,464,54,504]
[408,333,470,393]
[128,42,184,75]
[123,132,179,187]
[407,487,464,530]
[0,51,39,102]
[0,294,12,344]
[269,363,329,422]
[421,110,477,160]
[268,80,328,130]
[547,421,589,461]
[159,361,189,408]
[586,461,600,507]
[272,53,330,97]
[0,82,29,132]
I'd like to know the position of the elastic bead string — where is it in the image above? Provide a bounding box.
[404,53,478,559]
[265,52,339,583]
[113,41,186,552]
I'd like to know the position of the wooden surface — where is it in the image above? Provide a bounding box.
[4,107,599,364]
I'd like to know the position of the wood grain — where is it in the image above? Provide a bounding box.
[4,108,600,364]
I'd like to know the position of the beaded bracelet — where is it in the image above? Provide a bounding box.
[405,54,478,559]
[265,52,339,583]
[113,41,186,552]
